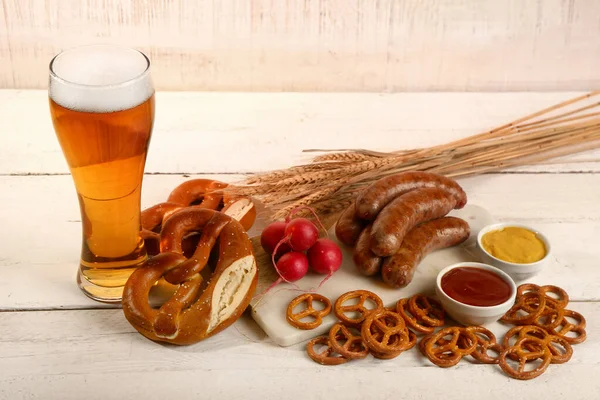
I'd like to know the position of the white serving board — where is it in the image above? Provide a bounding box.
[250,204,496,347]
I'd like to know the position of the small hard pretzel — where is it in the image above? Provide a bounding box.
[503,325,552,362]
[516,283,569,308]
[550,334,575,363]
[546,309,587,344]
[418,335,452,359]
[361,310,409,354]
[403,328,418,351]
[306,335,350,365]
[503,324,574,364]
[371,329,416,360]
[539,285,569,309]
[498,337,552,380]
[503,325,549,349]
[334,290,384,327]
[535,335,573,364]
[370,330,402,360]
[408,295,445,327]
[464,326,504,364]
[522,296,564,330]
[501,291,546,325]
[286,293,332,330]
[122,209,258,345]
[328,323,369,360]
[517,283,541,297]
[423,327,477,368]
[396,298,434,334]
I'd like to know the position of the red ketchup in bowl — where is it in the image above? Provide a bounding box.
[441,267,512,307]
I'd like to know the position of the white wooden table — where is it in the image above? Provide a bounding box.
[1,90,599,400]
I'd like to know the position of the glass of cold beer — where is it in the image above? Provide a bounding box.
[49,45,154,303]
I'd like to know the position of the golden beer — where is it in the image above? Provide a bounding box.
[49,45,154,302]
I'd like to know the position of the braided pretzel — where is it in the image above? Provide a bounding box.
[140,202,184,256]
[141,179,256,248]
[166,179,228,208]
[122,209,257,345]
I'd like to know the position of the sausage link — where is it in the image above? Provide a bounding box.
[355,172,467,220]
[352,224,382,276]
[335,202,366,246]
[370,187,457,257]
[381,217,470,288]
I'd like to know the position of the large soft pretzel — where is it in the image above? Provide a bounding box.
[141,179,256,254]
[122,208,258,345]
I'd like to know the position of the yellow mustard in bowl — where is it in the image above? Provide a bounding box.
[481,226,547,264]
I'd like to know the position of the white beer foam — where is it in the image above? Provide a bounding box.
[49,45,153,113]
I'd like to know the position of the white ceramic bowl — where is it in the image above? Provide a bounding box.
[476,222,551,281]
[435,262,517,326]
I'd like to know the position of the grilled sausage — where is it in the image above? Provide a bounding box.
[352,224,382,276]
[381,217,470,288]
[355,172,467,221]
[335,202,366,246]
[370,187,457,257]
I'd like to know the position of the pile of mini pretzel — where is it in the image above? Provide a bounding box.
[497,283,587,379]
[286,284,587,380]
[286,290,435,362]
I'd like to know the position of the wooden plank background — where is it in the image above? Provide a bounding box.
[1,0,600,92]
[2,90,599,175]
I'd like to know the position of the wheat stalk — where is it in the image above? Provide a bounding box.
[227,91,600,222]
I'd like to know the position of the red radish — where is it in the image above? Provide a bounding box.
[285,205,328,235]
[275,251,309,282]
[307,238,343,287]
[307,238,343,274]
[260,251,309,295]
[284,218,319,251]
[260,221,291,255]
[256,206,330,297]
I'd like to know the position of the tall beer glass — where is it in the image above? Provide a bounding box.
[49,45,154,303]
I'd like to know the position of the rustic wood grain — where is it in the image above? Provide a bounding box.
[2,89,600,398]
[1,0,600,91]
[2,90,599,175]
[1,303,598,399]
[2,172,599,310]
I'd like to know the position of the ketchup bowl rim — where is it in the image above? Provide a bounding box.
[435,262,517,311]
[476,222,552,267]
